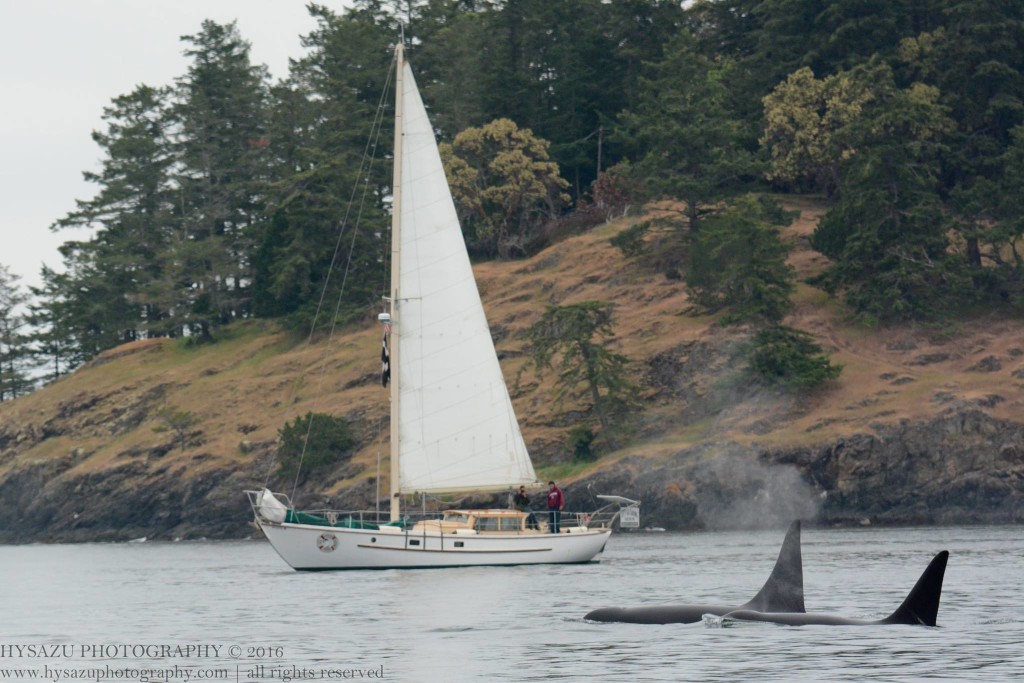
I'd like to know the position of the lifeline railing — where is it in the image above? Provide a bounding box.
[245,489,640,532]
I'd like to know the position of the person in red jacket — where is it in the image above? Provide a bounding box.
[546,481,564,533]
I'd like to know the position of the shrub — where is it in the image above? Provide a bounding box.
[747,325,842,389]
[276,412,355,480]
[567,424,597,462]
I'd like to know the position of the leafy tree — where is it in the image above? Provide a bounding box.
[590,163,641,221]
[761,67,873,195]
[441,118,570,258]
[525,301,636,443]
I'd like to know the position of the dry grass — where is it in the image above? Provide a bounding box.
[3,198,1024,491]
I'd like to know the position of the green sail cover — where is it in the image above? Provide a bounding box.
[284,509,379,530]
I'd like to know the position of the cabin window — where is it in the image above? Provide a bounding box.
[444,512,470,525]
[500,517,522,532]
[475,517,500,531]
[454,541,464,548]
[409,539,420,546]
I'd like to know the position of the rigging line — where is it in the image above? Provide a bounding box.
[295,65,397,484]
[304,59,396,349]
[286,57,397,504]
[256,57,396,494]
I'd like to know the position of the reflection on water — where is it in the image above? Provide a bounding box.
[1,525,1022,681]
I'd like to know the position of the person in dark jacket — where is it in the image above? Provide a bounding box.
[546,481,564,533]
[513,486,539,530]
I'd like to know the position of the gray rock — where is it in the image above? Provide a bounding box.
[967,355,1003,372]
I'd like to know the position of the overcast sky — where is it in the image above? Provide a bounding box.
[0,1,331,291]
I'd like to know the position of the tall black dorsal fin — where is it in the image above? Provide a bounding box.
[742,520,805,613]
[881,550,949,626]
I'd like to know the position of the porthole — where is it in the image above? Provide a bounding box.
[371,537,376,543]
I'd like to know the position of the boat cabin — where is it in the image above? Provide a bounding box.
[411,509,534,534]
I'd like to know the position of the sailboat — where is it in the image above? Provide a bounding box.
[246,44,638,570]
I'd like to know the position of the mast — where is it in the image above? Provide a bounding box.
[388,43,404,522]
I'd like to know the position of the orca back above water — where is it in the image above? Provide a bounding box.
[719,550,949,627]
[584,521,805,624]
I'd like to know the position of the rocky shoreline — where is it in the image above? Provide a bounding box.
[2,407,1021,544]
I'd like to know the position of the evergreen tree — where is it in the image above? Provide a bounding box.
[410,3,492,135]
[0,265,32,400]
[810,0,941,72]
[620,30,759,232]
[47,242,141,358]
[954,125,1024,304]
[416,0,684,198]
[170,20,271,339]
[686,195,796,323]
[525,301,636,442]
[810,63,961,321]
[748,324,842,389]
[253,5,392,328]
[690,0,944,143]
[27,266,84,382]
[276,412,356,480]
[900,1,1024,277]
[51,84,175,340]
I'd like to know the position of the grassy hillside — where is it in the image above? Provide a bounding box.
[2,198,1024,539]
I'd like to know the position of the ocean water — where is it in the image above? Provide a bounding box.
[1,525,1021,682]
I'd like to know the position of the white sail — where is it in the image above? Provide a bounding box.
[393,63,537,494]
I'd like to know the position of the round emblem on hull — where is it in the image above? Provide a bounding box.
[317,533,338,552]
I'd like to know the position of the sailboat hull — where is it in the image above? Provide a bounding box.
[257,520,612,570]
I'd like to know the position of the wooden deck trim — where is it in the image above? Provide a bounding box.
[356,544,552,554]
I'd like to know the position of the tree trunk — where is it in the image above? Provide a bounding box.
[966,237,981,270]
[686,199,699,234]
[580,344,617,449]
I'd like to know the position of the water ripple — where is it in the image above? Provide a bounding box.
[1,525,1022,681]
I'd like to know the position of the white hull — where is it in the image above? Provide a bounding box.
[258,520,612,570]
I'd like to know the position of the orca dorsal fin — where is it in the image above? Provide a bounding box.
[742,520,805,613]
[881,551,949,626]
